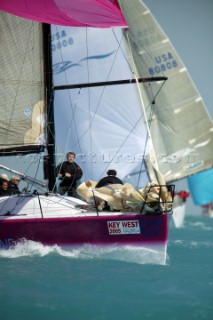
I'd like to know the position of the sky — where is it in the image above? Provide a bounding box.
[144,0,213,215]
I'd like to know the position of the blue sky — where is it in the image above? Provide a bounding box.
[144,0,213,215]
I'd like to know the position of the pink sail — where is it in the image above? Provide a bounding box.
[0,0,127,28]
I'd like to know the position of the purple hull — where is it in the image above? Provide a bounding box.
[0,214,168,249]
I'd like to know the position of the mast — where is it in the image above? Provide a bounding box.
[43,24,56,191]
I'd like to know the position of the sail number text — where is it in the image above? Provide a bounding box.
[51,30,74,51]
[149,52,178,75]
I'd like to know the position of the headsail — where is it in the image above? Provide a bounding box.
[118,0,213,183]
[0,12,46,155]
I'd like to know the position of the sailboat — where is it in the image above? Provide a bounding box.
[0,1,211,263]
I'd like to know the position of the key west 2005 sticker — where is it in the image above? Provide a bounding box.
[107,220,140,235]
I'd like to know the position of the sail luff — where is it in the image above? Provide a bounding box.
[123,30,161,181]
[118,1,166,185]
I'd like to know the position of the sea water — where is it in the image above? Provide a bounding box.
[0,215,213,320]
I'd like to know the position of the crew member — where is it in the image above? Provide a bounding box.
[57,151,83,197]
[95,169,123,188]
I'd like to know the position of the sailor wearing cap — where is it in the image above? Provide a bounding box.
[0,174,10,196]
[0,173,9,182]
[8,175,21,194]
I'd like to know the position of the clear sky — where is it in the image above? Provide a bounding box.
[144,0,213,215]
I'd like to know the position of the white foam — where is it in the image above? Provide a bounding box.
[0,240,166,265]
[186,220,213,231]
[0,239,59,258]
[171,239,213,249]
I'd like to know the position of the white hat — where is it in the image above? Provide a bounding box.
[12,175,21,181]
[0,173,9,182]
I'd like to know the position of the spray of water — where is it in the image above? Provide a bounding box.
[0,239,166,265]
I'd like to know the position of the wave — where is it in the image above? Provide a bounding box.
[187,221,213,231]
[0,239,166,265]
[169,239,213,249]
